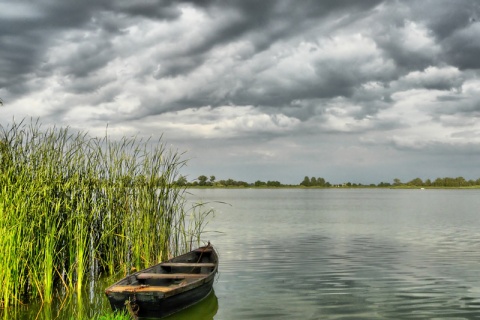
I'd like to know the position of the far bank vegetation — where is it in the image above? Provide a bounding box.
[175,175,480,189]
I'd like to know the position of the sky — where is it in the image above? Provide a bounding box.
[1,0,480,185]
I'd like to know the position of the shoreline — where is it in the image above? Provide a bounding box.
[185,185,480,190]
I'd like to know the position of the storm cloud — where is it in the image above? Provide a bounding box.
[1,0,480,184]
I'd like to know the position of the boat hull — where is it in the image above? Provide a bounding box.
[107,277,215,318]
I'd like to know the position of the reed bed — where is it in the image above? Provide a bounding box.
[0,119,212,308]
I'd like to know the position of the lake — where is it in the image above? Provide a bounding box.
[187,188,480,320]
[7,188,480,319]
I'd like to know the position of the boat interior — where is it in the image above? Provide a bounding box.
[117,247,216,290]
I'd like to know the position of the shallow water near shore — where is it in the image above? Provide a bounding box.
[6,188,480,319]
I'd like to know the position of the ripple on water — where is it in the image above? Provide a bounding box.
[200,189,480,319]
[213,232,480,319]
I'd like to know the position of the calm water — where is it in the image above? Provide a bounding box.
[7,189,480,319]
[188,188,480,320]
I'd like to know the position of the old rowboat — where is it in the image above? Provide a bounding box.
[105,244,218,318]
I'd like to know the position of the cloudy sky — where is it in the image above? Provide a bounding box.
[1,0,480,184]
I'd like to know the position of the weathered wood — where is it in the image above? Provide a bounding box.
[107,285,173,293]
[160,262,216,267]
[137,273,207,280]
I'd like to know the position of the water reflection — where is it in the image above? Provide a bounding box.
[161,290,218,320]
[2,274,114,320]
[4,277,218,320]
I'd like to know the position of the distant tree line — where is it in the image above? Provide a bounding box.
[173,175,480,188]
[300,176,331,187]
[398,176,480,188]
[174,175,250,187]
[174,175,285,187]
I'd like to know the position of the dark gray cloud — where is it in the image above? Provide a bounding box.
[164,0,381,57]
[413,0,477,39]
[0,0,191,90]
[406,0,480,70]
[442,26,480,70]
[2,0,480,183]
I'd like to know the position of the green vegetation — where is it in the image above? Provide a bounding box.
[92,310,130,320]
[176,175,480,189]
[300,176,330,187]
[0,119,212,309]
[400,176,480,188]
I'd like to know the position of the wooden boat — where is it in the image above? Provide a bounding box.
[105,244,218,319]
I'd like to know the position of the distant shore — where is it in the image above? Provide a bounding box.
[186,185,480,189]
[179,176,480,189]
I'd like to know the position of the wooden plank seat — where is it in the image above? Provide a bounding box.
[136,273,207,280]
[160,262,216,268]
[106,285,174,293]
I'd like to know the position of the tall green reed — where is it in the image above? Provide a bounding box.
[0,119,212,309]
